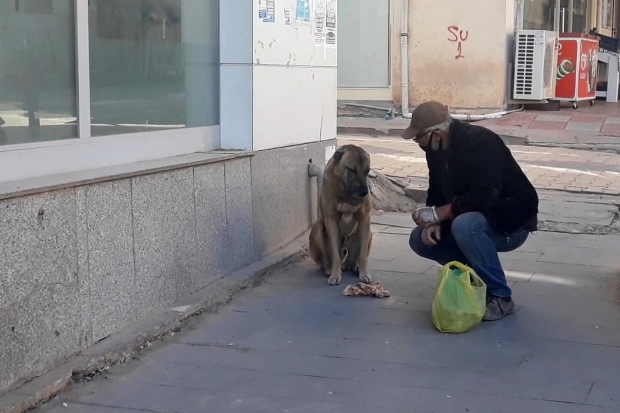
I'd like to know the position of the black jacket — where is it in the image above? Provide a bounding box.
[425,119,539,235]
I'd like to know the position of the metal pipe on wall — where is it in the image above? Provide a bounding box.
[308,160,325,221]
[401,0,410,118]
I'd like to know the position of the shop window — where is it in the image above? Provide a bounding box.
[0,1,77,146]
[601,0,613,29]
[88,0,219,137]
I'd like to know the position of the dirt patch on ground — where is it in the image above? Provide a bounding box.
[369,170,416,213]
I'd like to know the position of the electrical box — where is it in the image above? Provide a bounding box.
[512,29,559,101]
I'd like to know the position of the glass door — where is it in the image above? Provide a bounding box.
[559,0,589,33]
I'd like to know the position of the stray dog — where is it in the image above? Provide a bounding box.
[309,144,373,286]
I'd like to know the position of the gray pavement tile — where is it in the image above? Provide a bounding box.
[44,403,97,413]
[525,338,620,363]
[145,343,235,366]
[380,226,413,235]
[237,370,356,403]
[517,353,620,382]
[167,365,258,390]
[377,293,435,312]
[78,382,207,412]
[183,329,345,356]
[565,122,603,131]
[559,235,607,248]
[537,246,620,267]
[357,306,434,329]
[586,382,620,408]
[46,228,620,413]
[226,294,292,314]
[524,231,569,244]
[515,292,620,319]
[504,269,535,282]
[220,350,367,380]
[130,360,258,390]
[369,258,435,274]
[325,335,529,373]
[502,250,543,262]
[90,407,148,413]
[354,360,593,403]
[249,282,308,298]
[371,224,390,232]
[512,277,620,301]
[180,391,418,413]
[371,213,414,228]
[536,114,572,122]
[495,307,620,346]
[240,371,615,413]
[508,260,608,277]
[130,361,202,386]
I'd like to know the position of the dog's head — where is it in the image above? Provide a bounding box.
[330,144,371,200]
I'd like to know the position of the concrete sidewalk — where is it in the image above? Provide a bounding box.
[36,212,620,413]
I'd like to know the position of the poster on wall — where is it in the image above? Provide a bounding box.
[326,0,336,48]
[296,0,311,24]
[259,0,275,23]
[314,0,325,46]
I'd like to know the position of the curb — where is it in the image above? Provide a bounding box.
[0,233,310,413]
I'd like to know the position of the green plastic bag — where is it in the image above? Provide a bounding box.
[432,261,487,333]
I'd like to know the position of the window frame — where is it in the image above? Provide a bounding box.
[601,0,614,29]
[0,0,221,183]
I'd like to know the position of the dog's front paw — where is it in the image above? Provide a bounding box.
[327,271,342,286]
[359,271,373,284]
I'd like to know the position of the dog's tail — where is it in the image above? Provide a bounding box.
[339,247,349,264]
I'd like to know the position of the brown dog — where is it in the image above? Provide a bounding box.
[309,144,373,286]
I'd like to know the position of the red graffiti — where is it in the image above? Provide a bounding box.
[447,25,469,59]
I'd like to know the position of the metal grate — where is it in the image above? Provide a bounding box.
[514,33,536,96]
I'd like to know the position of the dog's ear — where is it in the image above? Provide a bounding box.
[333,147,345,162]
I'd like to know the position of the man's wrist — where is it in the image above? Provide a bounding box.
[435,204,454,222]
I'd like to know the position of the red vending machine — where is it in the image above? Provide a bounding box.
[555,33,600,109]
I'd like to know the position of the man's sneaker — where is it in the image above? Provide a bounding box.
[482,296,515,321]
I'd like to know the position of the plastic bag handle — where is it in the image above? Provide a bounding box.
[444,261,474,284]
[445,261,471,274]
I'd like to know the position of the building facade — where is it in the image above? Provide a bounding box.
[0,0,336,392]
[338,0,619,111]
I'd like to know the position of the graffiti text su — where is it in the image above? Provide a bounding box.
[447,26,469,59]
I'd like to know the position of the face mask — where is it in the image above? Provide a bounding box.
[420,131,446,152]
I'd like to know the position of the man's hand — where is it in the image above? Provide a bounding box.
[412,206,440,227]
[421,225,441,246]
[412,204,454,227]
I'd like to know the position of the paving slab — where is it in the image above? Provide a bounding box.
[538,200,618,226]
[36,219,620,413]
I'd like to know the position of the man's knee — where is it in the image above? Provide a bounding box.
[409,226,427,257]
[450,212,487,240]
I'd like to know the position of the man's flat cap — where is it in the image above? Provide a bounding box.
[402,101,451,140]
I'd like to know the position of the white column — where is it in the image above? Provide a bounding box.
[219,0,337,151]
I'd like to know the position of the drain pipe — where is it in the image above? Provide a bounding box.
[308,159,325,220]
[400,0,410,119]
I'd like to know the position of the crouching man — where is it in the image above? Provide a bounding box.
[402,101,539,321]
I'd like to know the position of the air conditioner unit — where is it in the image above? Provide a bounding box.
[512,29,559,100]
